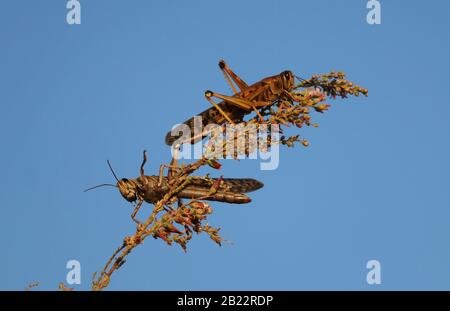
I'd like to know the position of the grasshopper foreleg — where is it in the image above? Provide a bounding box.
[131,199,144,224]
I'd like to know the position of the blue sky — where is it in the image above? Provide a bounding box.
[0,0,449,290]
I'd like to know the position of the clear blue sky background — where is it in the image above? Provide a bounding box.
[0,0,449,290]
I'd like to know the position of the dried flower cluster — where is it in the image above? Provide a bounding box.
[203,71,368,157]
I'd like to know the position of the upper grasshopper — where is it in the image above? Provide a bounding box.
[165,60,298,146]
[85,151,263,224]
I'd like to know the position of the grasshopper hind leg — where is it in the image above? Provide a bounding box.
[218,60,249,94]
[204,90,236,125]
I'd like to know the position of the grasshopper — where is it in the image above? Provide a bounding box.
[165,60,298,145]
[85,151,264,224]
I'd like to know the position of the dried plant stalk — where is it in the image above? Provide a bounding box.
[91,71,367,291]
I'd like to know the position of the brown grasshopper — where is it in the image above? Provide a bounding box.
[165,60,298,145]
[85,151,264,224]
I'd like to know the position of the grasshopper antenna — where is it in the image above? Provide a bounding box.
[107,160,120,182]
[295,75,306,82]
[83,160,120,192]
[84,184,117,192]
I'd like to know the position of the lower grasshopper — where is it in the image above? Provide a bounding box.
[165,60,299,146]
[85,151,264,224]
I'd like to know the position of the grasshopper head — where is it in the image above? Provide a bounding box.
[117,178,139,202]
[84,160,143,204]
[280,70,295,91]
